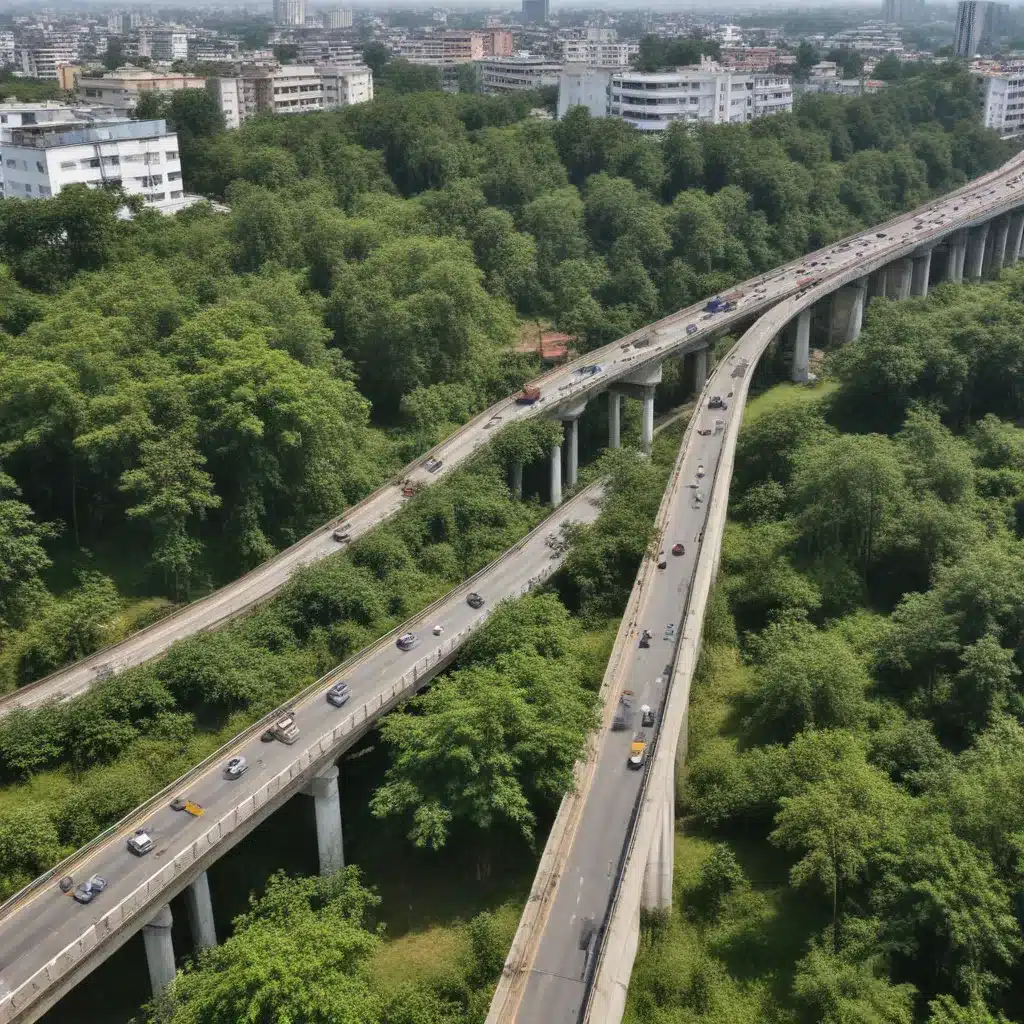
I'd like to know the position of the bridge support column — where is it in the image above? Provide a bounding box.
[510,460,523,499]
[911,249,932,297]
[142,904,176,996]
[967,222,990,281]
[564,416,579,488]
[870,267,888,300]
[844,277,868,342]
[641,386,655,454]
[308,764,344,875]
[946,232,965,283]
[641,769,674,912]
[994,216,1011,272]
[693,345,708,392]
[894,257,913,301]
[1010,213,1024,264]
[607,392,621,450]
[550,442,562,507]
[186,870,217,951]
[791,308,811,383]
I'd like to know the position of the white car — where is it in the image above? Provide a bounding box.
[225,756,248,778]
[127,830,153,856]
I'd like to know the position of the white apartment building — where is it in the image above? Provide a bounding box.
[208,65,324,129]
[560,59,793,132]
[0,32,15,65]
[273,0,307,27]
[476,54,563,92]
[976,68,1024,138]
[1,119,184,212]
[560,40,638,66]
[152,30,188,62]
[318,66,373,108]
[299,39,362,66]
[76,69,207,118]
[18,45,78,80]
[325,7,354,29]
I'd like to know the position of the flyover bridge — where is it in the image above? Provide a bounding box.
[2,153,1024,1024]
[487,150,1024,1024]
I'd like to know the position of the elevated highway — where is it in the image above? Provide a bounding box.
[488,150,1024,1024]
[13,152,1024,717]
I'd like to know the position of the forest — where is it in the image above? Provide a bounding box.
[626,270,1024,1023]
[0,62,1011,698]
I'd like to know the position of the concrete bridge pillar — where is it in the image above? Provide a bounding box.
[911,249,932,297]
[870,267,888,300]
[641,767,674,912]
[693,345,709,393]
[641,387,655,454]
[1010,213,1024,264]
[142,904,176,996]
[564,416,580,488]
[607,391,621,450]
[844,277,868,342]
[510,461,523,499]
[946,233,965,283]
[894,257,913,301]
[967,222,990,281]
[791,308,811,383]
[308,764,344,875]
[186,870,217,951]
[994,215,1011,272]
[550,443,562,507]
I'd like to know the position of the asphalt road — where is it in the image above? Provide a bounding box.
[0,486,604,1002]
[18,151,1022,716]
[515,374,738,1023]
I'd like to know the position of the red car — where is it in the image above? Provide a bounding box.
[671,543,685,556]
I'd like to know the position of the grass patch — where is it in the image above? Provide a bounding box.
[743,379,838,426]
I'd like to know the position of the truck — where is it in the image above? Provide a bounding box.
[514,385,541,404]
[796,275,820,289]
[264,713,300,745]
[704,288,744,313]
[629,732,648,769]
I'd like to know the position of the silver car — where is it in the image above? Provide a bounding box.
[326,682,350,707]
[225,756,248,778]
[73,875,107,905]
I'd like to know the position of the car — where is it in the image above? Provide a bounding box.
[641,704,656,728]
[701,312,713,321]
[876,232,887,238]
[671,542,685,556]
[466,592,485,609]
[657,552,667,569]
[127,829,153,856]
[629,732,648,769]
[639,629,652,649]
[663,623,676,640]
[697,428,711,437]
[397,632,419,651]
[708,395,726,410]
[225,756,248,778]
[332,526,351,543]
[433,624,444,635]
[713,419,725,435]
[326,681,350,707]
[73,875,107,905]
[696,464,705,478]
[59,875,74,894]
[424,457,443,473]
[686,323,698,335]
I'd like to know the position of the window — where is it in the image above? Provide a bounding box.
[60,160,76,170]
[5,158,14,168]
[121,153,142,163]
[35,161,44,173]
[147,192,165,203]
[167,171,181,181]
[165,150,178,160]
[38,185,51,196]
[81,158,100,169]
[23,183,31,193]
[144,153,161,165]
[170,189,183,199]
[0,115,6,123]
[102,155,119,166]
[139,174,163,187]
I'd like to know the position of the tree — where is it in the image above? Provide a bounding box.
[793,946,916,1024]
[360,42,391,77]
[133,90,165,121]
[0,471,55,630]
[103,39,124,71]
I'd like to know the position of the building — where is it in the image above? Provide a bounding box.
[273,0,307,27]
[18,45,79,80]
[76,69,207,118]
[882,0,925,22]
[560,40,638,66]
[0,118,183,212]
[318,65,373,107]
[975,66,1024,138]
[208,65,323,128]
[477,54,563,92]
[522,0,549,26]
[563,59,792,132]
[955,1,1009,57]
[298,39,362,65]
[151,30,188,63]
[324,8,353,30]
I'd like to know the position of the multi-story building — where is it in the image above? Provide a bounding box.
[318,65,373,108]
[273,0,307,27]
[0,31,16,66]
[560,40,638,66]
[324,8,353,30]
[826,21,904,54]
[151,30,188,62]
[561,59,793,132]
[18,45,79,80]
[522,0,549,26]
[477,54,563,92]
[298,39,362,65]
[76,69,207,118]
[955,1,1009,57]
[974,66,1024,137]
[208,65,323,128]
[0,119,183,212]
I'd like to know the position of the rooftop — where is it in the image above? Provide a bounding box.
[7,119,172,149]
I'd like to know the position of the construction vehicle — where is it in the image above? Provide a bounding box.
[514,385,541,404]
[629,732,648,769]
[263,713,300,745]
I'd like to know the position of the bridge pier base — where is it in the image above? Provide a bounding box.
[550,442,562,507]
[607,392,621,450]
[510,460,523,499]
[186,870,217,951]
[967,222,990,281]
[894,257,913,301]
[1010,214,1024,265]
[870,267,888,300]
[142,904,176,996]
[308,764,344,875]
[641,386,655,454]
[564,416,579,488]
[791,308,811,383]
[693,345,708,393]
[994,216,1010,272]
[911,250,932,297]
